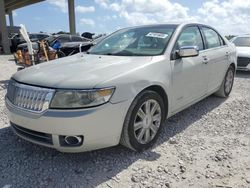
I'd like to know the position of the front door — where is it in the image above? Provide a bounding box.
[170,26,208,112]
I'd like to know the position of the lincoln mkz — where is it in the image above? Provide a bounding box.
[5,23,237,152]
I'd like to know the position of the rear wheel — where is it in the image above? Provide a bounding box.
[120,90,166,151]
[215,65,235,97]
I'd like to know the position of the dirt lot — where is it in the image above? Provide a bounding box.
[0,55,249,188]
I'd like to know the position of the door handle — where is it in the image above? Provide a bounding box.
[202,56,209,64]
[225,52,230,56]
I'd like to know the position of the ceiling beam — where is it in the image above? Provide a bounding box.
[4,0,45,13]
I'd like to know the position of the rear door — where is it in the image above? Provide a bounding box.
[200,27,229,92]
[170,26,208,111]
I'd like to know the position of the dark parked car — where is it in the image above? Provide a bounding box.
[10,33,50,52]
[46,34,88,46]
[17,34,88,53]
[59,41,92,56]
[59,35,106,56]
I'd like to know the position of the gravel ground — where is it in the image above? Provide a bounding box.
[0,55,249,188]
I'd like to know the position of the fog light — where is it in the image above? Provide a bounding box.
[59,135,83,147]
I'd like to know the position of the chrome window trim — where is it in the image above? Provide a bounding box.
[200,44,229,53]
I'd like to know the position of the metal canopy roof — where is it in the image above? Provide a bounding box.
[1,0,76,54]
[4,0,45,13]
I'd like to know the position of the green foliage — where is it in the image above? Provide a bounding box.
[225,35,236,40]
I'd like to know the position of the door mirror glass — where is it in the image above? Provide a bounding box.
[177,46,199,58]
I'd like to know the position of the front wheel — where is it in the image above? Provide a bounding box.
[214,65,235,97]
[120,90,166,151]
[56,50,66,58]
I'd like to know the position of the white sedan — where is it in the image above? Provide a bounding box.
[231,35,250,71]
[5,23,237,152]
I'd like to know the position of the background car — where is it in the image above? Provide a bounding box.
[17,34,88,54]
[231,35,250,71]
[59,34,106,56]
[10,33,50,53]
[59,41,92,56]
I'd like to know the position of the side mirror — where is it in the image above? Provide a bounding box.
[177,46,199,58]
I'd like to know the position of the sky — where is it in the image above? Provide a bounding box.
[7,0,250,36]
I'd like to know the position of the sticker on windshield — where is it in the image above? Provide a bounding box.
[146,32,168,39]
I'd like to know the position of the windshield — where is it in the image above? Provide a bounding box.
[88,25,177,56]
[232,37,250,47]
[29,34,37,39]
[45,35,57,45]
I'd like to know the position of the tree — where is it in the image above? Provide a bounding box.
[225,35,236,40]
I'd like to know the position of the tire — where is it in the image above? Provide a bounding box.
[214,65,235,97]
[120,90,166,151]
[57,50,66,58]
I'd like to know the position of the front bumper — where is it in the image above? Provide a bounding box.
[5,98,131,152]
[237,66,250,71]
[237,56,250,71]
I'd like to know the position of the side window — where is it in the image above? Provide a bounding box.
[202,27,221,48]
[37,34,47,40]
[57,36,70,43]
[29,34,36,39]
[176,26,204,50]
[72,36,85,42]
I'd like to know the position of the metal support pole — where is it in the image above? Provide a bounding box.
[0,0,11,54]
[68,0,76,34]
[9,11,14,26]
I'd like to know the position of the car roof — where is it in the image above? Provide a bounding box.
[29,33,50,35]
[52,34,81,37]
[117,23,217,30]
[234,35,250,38]
[122,23,179,30]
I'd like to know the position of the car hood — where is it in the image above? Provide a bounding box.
[12,53,152,89]
[236,46,250,57]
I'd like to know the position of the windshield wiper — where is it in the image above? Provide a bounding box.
[103,50,135,56]
[88,51,140,56]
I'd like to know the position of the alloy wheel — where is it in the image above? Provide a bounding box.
[225,69,234,94]
[133,99,162,144]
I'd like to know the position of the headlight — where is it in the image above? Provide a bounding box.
[50,87,115,109]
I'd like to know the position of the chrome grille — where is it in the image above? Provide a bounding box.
[7,80,55,113]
